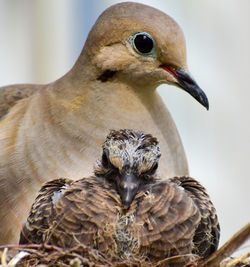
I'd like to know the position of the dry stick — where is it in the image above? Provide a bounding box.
[200,222,250,267]
[1,248,8,267]
[0,243,64,253]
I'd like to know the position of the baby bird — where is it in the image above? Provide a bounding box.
[20,130,220,266]
[0,2,209,243]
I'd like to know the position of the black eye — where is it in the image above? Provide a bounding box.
[129,32,156,57]
[134,34,153,53]
[141,162,158,178]
[101,150,119,172]
[102,153,109,168]
[150,162,158,174]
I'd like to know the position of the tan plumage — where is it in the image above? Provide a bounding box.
[20,130,219,266]
[0,2,209,243]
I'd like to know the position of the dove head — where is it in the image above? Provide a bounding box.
[95,129,161,209]
[80,2,208,109]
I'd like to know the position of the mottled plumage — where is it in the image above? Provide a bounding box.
[20,130,220,266]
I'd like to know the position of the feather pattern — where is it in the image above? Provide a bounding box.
[20,130,220,265]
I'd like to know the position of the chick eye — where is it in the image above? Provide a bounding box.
[141,162,159,178]
[129,32,156,57]
[102,152,109,168]
[102,150,119,172]
[150,162,158,174]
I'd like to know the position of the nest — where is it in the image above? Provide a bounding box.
[1,222,249,267]
[0,244,249,267]
[0,244,199,267]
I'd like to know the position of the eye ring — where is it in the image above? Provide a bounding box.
[129,32,156,58]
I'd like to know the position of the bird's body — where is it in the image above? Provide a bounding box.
[20,130,219,266]
[0,79,187,244]
[0,2,209,243]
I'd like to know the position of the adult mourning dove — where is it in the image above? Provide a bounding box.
[20,130,219,266]
[0,2,209,243]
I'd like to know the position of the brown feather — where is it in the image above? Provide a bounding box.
[169,176,220,257]
[20,176,219,265]
[20,130,219,265]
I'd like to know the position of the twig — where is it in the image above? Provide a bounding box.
[0,243,64,253]
[226,252,250,266]
[1,248,8,267]
[199,222,250,267]
[154,254,198,266]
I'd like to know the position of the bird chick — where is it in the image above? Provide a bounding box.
[95,129,161,208]
[20,130,220,266]
[0,2,209,244]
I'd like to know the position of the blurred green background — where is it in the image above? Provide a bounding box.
[0,0,249,253]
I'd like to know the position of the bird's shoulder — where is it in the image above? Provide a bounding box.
[19,178,74,244]
[20,176,121,250]
[169,176,220,258]
[127,179,201,261]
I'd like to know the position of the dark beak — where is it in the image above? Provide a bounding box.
[161,65,209,110]
[175,69,209,110]
[117,173,140,209]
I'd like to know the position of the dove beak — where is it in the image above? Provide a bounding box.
[161,65,209,110]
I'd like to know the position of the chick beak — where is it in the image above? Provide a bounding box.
[161,65,209,110]
[117,173,140,209]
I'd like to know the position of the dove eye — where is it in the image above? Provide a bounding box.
[129,32,156,58]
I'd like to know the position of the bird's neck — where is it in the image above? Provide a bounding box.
[50,50,156,99]
[44,78,156,139]
[45,50,158,133]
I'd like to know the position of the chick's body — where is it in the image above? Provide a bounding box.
[20,176,199,265]
[20,130,220,266]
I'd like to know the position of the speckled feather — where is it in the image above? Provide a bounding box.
[169,176,220,258]
[20,176,203,262]
[20,130,220,265]
[20,146,220,265]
